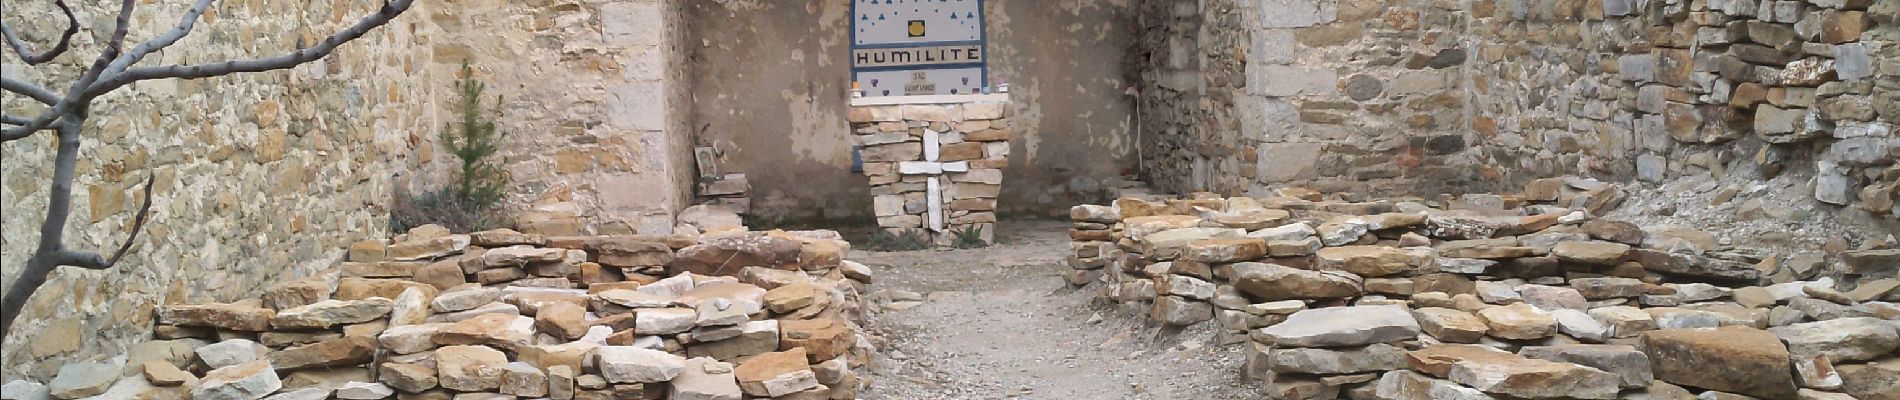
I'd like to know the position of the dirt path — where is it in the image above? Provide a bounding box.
[852,220,1265,400]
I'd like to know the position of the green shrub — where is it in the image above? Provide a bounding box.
[950,225,988,249]
[391,61,510,233]
[441,61,509,207]
[389,186,511,233]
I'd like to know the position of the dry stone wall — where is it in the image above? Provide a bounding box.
[1067,186,1900,399]
[1,0,696,379]
[1138,0,1899,223]
[0,225,876,400]
[1467,0,1899,222]
[848,100,1012,246]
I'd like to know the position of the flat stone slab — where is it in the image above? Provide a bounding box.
[1254,305,1420,347]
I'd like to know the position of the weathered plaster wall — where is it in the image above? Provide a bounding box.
[684,0,1139,223]
[0,0,693,379]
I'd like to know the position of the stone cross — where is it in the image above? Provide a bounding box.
[898,129,968,232]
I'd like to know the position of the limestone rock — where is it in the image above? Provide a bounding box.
[1150,296,1213,326]
[671,233,803,276]
[198,339,271,369]
[386,235,470,261]
[779,318,853,362]
[1835,359,1898,400]
[1229,262,1363,301]
[436,345,507,391]
[334,382,393,400]
[669,358,742,400]
[261,276,336,311]
[1374,370,1494,400]
[158,303,275,331]
[192,360,282,400]
[634,308,697,335]
[1571,277,1647,299]
[1769,318,1900,363]
[378,363,436,393]
[3,380,51,400]
[1255,305,1420,347]
[1552,241,1632,265]
[142,361,194,386]
[763,283,822,314]
[734,349,819,397]
[534,302,590,340]
[1316,246,1434,278]
[1631,250,1760,281]
[377,323,446,355]
[1445,351,1622,399]
[1551,308,1612,342]
[1519,345,1653,389]
[268,336,377,371]
[1181,238,1270,263]
[1642,326,1800,399]
[433,313,535,351]
[1069,205,1120,223]
[1477,303,1558,340]
[1518,284,1589,311]
[1266,343,1408,374]
[596,347,686,384]
[272,298,394,330]
[47,362,119,399]
[1413,307,1489,343]
[430,288,500,313]
[499,363,547,398]
[388,287,430,327]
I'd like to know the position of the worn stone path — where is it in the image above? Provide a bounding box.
[854,220,1264,400]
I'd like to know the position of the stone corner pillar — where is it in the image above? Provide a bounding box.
[846,94,1012,246]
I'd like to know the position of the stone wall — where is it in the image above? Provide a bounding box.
[0,0,695,379]
[1137,0,1899,223]
[1137,0,1486,199]
[684,0,1141,223]
[848,100,1012,246]
[1466,0,1899,222]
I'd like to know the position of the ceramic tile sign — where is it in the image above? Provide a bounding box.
[851,0,986,97]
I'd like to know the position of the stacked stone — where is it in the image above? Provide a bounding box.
[1070,179,1899,399]
[1066,205,1122,286]
[5,225,877,400]
[697,173,753,214]
[846,100,1011,246]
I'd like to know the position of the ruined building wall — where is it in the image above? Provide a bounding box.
[684,0,1140,223]
[1137,0,1897,224]
[1466,0,1898,224]
[1138,0,1486,199]
[0,0,695,379]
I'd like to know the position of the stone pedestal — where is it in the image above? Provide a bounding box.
[847,95,1012,246]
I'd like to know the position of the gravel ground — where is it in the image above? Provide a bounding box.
[851,220,1265,400]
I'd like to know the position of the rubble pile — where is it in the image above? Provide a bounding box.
[3,225,876,400]
[1068,178,1900,400]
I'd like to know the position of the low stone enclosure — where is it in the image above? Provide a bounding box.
[0,227,876,400]
[1068,179,1899,400]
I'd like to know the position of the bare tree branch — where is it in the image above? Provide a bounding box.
[0,0,78,65]
[2,76,61,105]
[91,0,416,95]
[1,0,413,338]
[105,0,219,75]
[105,174,156,267]
[0,0,136,141]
